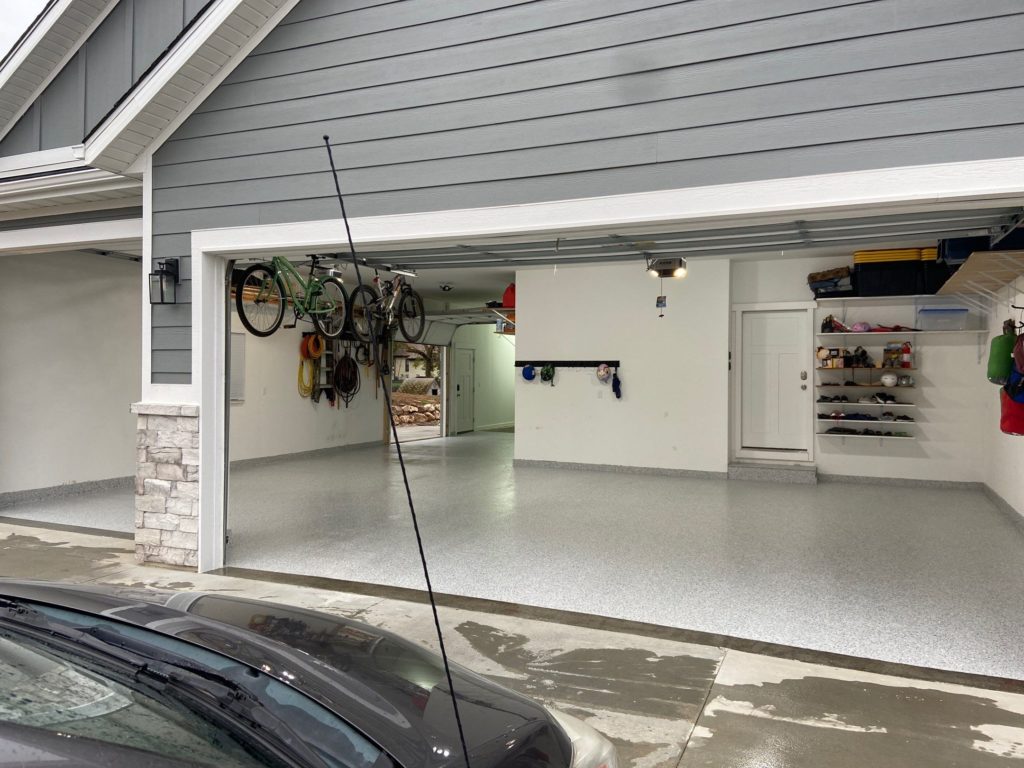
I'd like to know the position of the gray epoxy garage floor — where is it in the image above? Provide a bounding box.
[224,431,1024,681]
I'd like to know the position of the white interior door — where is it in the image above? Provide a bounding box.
[455,348,475,433]
[740,310,810,452]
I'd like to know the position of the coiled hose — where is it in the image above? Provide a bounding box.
[334,350,360,407]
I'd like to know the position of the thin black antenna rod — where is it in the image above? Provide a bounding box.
[322,136,473,768]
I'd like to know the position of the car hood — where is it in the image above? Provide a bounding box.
[0,581,571,768]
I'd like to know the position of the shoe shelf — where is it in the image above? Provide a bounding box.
[816,367,918,371]
[817,417,919,426]
[816,432,916,440]
[817,330,985,339]
[818,383,917,389]
[817,401,916,408]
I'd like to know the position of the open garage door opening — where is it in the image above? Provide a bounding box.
[0,246,141,536]
[222,255,516,579]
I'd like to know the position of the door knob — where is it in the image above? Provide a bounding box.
[800,370,808,380]
[800,384,807,390]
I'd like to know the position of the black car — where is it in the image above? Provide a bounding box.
[0,580,619,768]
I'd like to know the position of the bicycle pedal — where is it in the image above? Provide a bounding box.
[283,322,297,329]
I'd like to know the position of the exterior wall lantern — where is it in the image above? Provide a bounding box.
[149,258,179,304]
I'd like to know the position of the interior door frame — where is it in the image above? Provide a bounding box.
[731,302,816,463]
[454,347,475,434]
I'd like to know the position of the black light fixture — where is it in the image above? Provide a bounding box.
[646,256,688,279]
[149,258,179,304]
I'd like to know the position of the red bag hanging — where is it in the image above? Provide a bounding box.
[502,282,516,308]
[1000,389,1024,435]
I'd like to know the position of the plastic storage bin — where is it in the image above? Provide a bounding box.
[917,307,969,331]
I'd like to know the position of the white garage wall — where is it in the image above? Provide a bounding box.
[732,253,850,304]
[980,277,1024,516]
[453,323,515,431]
[732,255,987,483]
[0,252,140,493]
[228,313,383,462]
[514,260,731,473]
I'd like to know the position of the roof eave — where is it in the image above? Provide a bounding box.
[84,0,300,176]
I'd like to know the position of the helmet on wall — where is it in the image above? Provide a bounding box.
[880,373,898,387]
[596,364,611,382]
[522,365,536,381]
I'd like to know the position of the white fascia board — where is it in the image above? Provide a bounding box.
[87,0,300,173]
[0,217,142,255]
[0,145,85,180]
[0,1,72,88]
[0,167,139,207]
[192,155,1024,257]
[0,0,119,143]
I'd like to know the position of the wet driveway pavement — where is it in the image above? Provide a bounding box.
[1,520,1023,767]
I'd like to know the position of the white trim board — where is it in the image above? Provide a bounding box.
[0,218,142,256]
[193,156,1024,259]
[0,145,85,179]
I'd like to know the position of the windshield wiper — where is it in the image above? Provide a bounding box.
[0,598,329,768]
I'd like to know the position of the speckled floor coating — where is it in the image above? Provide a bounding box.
[0,485,133,533]
[1,521,1023,768]
[227,432,1024,680]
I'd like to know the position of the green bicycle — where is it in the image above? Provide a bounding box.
[235,255,348,339]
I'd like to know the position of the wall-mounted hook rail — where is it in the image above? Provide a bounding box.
[515,359,620,368]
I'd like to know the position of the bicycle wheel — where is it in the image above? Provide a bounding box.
[348,284,378,343]
[236,264,285,337]
[310,276,349,339]
[397,288,426,342]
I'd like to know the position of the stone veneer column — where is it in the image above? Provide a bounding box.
[131,403,200,568]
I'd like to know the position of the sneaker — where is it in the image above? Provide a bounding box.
[879,412,895,422]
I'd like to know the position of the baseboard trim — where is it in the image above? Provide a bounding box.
[818,474,984,490]
[982,484,1024,536]
[0,476,133,509]
[513,458,727,479]
[477,421,515,431]
[229,440,384,469]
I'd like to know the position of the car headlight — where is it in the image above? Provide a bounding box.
[547,708,619,768]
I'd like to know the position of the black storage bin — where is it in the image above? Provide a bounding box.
[853,261,921,296]
[938,236,988,265]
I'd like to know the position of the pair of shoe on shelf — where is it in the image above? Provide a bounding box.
[818,395,850,403]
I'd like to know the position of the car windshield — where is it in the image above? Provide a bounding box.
[1,601,386,768]
[0,634,278,767]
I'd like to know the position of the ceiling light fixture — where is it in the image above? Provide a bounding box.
[439,283,454,292]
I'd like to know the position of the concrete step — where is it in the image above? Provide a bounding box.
[728,462,818,484]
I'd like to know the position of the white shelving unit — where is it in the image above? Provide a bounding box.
[813,294,984,445]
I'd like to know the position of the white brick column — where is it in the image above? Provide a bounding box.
[131,403,200,568]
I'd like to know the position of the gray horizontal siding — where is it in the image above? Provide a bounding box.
[151,0,1024,381]
[0,0,208,158]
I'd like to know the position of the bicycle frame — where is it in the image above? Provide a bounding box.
[269,255,337,317]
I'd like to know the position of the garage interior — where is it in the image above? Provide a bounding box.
[0,236,141,536]
[207,201,1024,681]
